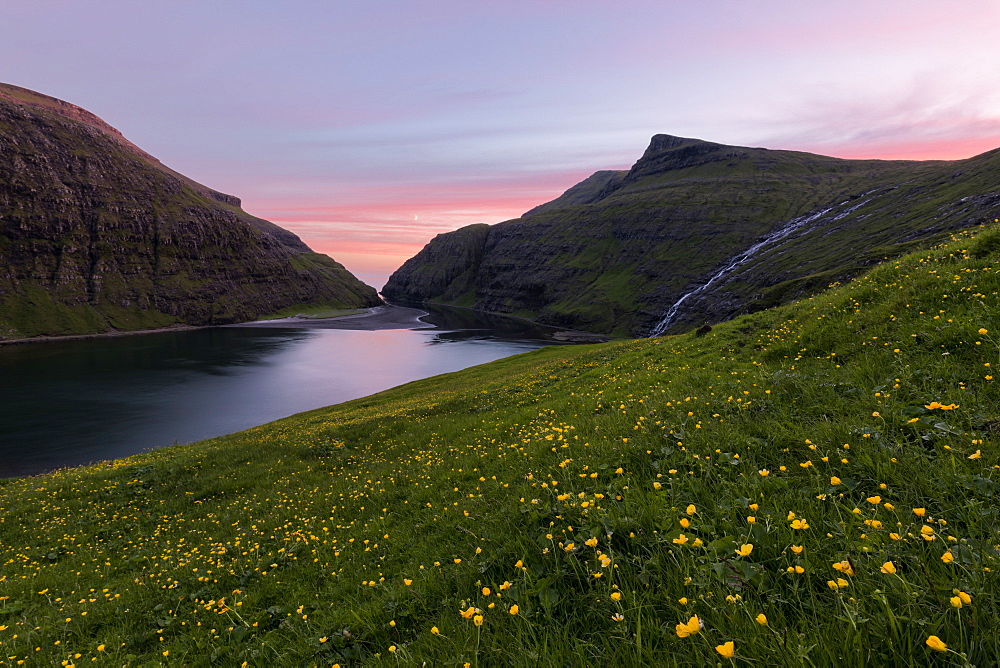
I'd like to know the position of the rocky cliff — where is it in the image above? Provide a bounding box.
[0,83,381,340]
[383,134,1000,336]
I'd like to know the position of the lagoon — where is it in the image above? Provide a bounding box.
[0,306,553,477]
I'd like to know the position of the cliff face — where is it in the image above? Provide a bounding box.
[0,83,381,340]
[383,134,1000,336]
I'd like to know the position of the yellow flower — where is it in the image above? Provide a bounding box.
[509,604,519,615]
[678,597,688,605]
[679,517,691,528]
[827,578,849,589]
[866,496,881,504]
[786,511,796,521]
[968,450,982,460]
[955,590,972,605]
[790,545,804,555]
[612,613,624,622]
[736,543,753,557]
[787,565,805,574]
[880,561,896,574]
[403,579,413,586]
[610,592,622,602]
[758,469,770,476]
[482,587,491,596]
[926,635,947,652]
[473,615,484,627]
[755,613,767,626]
[388,645,397,653]
[747,516,756,524]
[941,551,955,563]
[97,645,105,652]
[832,560,855,577]
[672,534,689,545]
[920,525,935,536]
[950,596,963,608]
[653,482,662,490]
[790,519,810,530]
[500,581,512,591]
[913,508,926,517]
[830,476,841,485]
[692,537,704,547]
[675,615,702,638]
[979,328,989,335]
[686,504,697,516]
[585,537,598,547]
[715,641,735,658]
[431,626,440,635]
[460,606,477,619]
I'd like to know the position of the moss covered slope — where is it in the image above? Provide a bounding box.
[384,134,1000,336]
[0,83,381,340]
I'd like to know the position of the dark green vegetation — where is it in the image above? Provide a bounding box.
[0,83,381,341]
[2,225,999,665]
[384,134,1000,337]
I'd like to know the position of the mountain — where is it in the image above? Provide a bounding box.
[383,134,1000,336]
[0,82,381,341]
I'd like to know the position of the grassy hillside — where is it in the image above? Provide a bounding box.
[2,225,1000,665]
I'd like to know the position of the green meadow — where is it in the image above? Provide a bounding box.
[2,225,1000,666]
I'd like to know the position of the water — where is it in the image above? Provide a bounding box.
[648,190,881,336]
[0,308,553,478]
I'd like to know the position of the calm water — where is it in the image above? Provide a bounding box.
[0,308,553,478]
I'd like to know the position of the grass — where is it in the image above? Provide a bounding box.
[2,225,1000,665]
[259,305,371,320]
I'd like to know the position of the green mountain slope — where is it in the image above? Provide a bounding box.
[1,224,999,664]
[0,83,381,340]
[384,134,1000,336]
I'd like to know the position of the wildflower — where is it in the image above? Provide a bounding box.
[880,561,896,574]
[941,551,955,563]
[827,578,849,589]
[482,587,491,596]
[755,613,767,626]
[715,641,735,658]
[786,565,805,574]
[653,482,662,490]
[832,561,855,576]
[736,544,753,557]
[866,496,881,505]
[969,450,982,460]
[790,519,810,530]
[926,635,947,652]
[790,545,804,555]
[759,469,770,476]
[950,596,963,608]
[675,615,702,638]
[388,646,397,653]
[473,615,483,627]
[612,613,624,622]
[678,597,689,605]
[460,606,476,619]
[500,581,512,591]
[431,626,440,635]
[786,511,796,521]
[509,605,519,615]
[913,508,926,517]
[679,518,691,528]
[979,328,989,335]
[672,534,689,545]
[585,537,598,547]
[830,476,841,485]
[403,579,412,586]
[747,516,757,524]
[686,504,697,515]
[610,591,622,602]
[955,590,972,604]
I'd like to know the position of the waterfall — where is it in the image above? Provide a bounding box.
[648,192,878,336]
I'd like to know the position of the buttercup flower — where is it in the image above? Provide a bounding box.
[926,635,947,652]
[675,615,702,638]
[715,641,735,658]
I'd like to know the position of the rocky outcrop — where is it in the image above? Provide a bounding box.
[0,83,381,340]
[383,134,1000,336]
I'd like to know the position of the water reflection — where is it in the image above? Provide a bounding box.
[0,313,550,478]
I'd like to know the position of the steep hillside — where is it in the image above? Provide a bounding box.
[0,83,381,340]
[1,225,999,664]
[384,134,1000,336]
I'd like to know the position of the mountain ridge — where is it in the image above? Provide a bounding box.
[0,83,381,340]
[384,134,998,336]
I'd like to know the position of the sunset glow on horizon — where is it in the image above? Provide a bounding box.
[4,1,1000,288]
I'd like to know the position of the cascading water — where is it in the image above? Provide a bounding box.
[648,191,880,336]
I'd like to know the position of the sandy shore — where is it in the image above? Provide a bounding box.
[227,304,433,331]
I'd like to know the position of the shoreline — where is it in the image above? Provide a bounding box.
[0,304,434,347]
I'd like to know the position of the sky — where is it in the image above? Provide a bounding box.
[3,1,1000,289]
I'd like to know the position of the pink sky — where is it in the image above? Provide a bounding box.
[3,1,1000,288]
